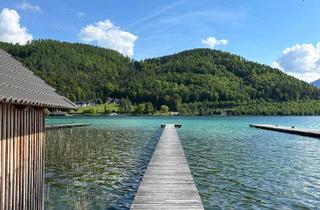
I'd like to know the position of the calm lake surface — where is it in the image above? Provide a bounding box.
[45,116,320,210]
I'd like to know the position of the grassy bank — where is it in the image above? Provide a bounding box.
[71,104,171,116]
[72,104,119,115]
[70,100,320,116]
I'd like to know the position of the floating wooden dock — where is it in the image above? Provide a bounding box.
[131,124,204,210]
[250,124,320,138]
[45,123,90,130]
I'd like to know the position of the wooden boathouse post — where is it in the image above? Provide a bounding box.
[0,49,77,210]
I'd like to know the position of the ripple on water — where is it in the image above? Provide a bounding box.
[45,116,320,210]
[180,125,320,210]
[45,127,160,210]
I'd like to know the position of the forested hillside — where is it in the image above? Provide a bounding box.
[1,40,320,115]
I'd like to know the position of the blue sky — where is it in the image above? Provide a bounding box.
[0,0,320,81]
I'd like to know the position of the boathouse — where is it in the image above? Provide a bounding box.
[0,49,76,210]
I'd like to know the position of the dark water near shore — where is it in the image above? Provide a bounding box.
[45,116,320,210]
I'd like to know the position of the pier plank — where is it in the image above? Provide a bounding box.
[131,124,204,210]
[250,124,320,138]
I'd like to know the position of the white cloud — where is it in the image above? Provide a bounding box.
[202,36,228,48]
[78,12,85,19]
[79,19,138,57]
[0,8,33,45]
[17,1,41,12]
[272,43,320,82]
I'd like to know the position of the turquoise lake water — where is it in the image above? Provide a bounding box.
[45,116,320,210]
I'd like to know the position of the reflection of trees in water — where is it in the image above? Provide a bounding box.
[44,127,155,210]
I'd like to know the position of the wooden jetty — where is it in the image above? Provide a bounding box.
[250,124,320,138]
[131,124,204,210]
[45,123,90,130]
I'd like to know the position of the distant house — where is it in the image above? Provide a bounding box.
[0,49,77,210]
[106,97,113,103]
[170,112,180,116]
[76,97,120,107]
[75,101,87,107]
[75,101,95,107]
[106,97,120,104]
[113,98,121,104]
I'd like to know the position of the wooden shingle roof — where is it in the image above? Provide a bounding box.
[0,49,77,109]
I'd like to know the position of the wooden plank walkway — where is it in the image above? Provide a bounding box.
[250,124,320,138]
[45,123,90,130]
[131,124,204,210]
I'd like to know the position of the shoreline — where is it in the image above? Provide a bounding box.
[47,113,320,117]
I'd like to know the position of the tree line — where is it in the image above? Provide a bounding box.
[1,39,320,115]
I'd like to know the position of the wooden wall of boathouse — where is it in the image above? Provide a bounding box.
[0,102,45,210]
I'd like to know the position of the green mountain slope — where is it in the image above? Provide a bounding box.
[1,39,320,115]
